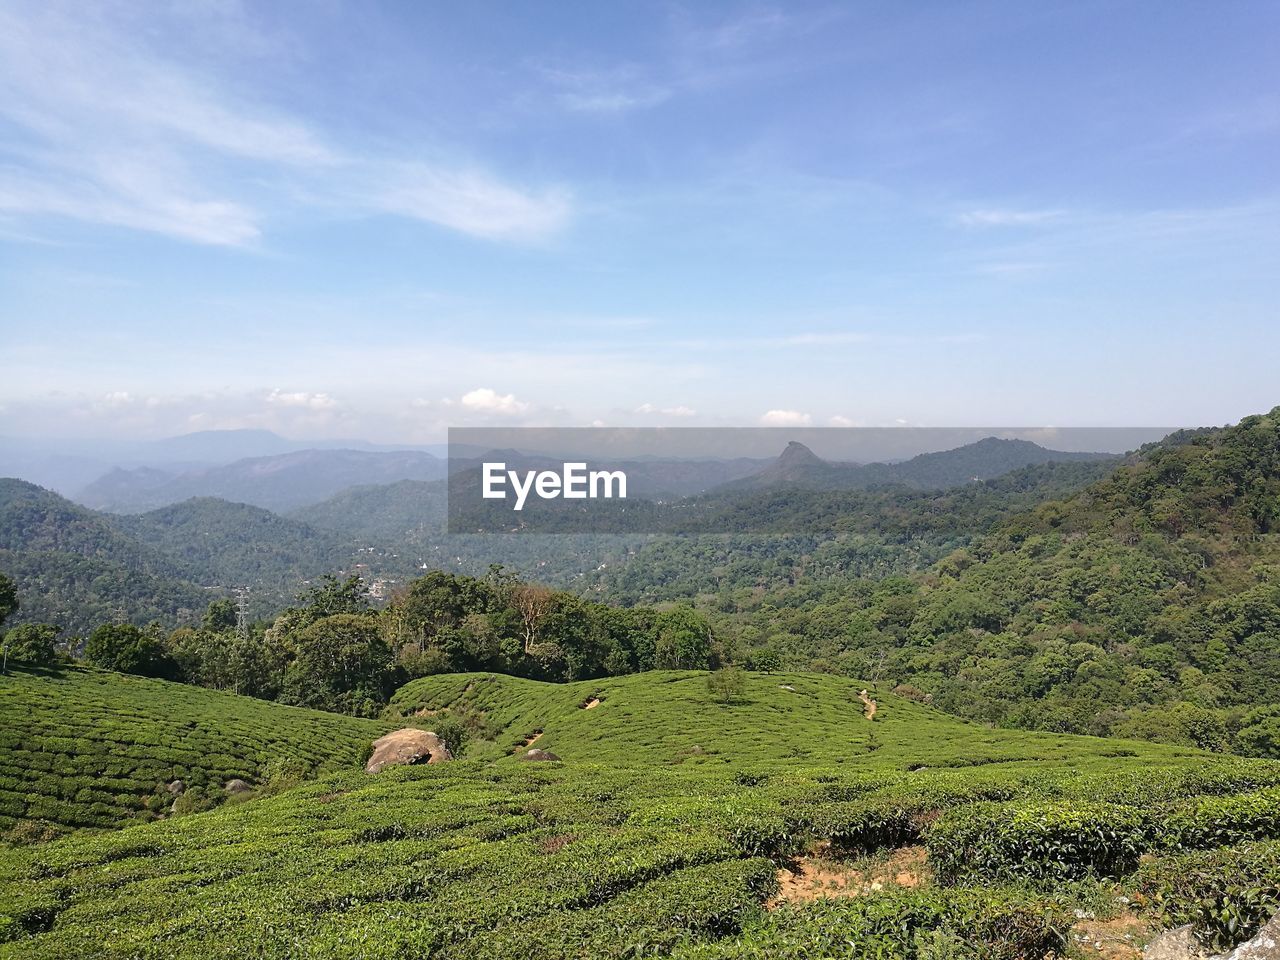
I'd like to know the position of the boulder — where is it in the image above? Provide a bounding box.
[365,728,453,774]
[1144,926,1212,960]
[1139,919,1280,960]
[223,778,251,793]
[166,779,185,795]
[520,748,561,762]
[1221,912,1280,959]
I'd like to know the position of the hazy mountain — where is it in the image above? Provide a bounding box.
[1,429,445,498]
[720,437,1115,493]
[78,449,446,513]
[290,479,448,541]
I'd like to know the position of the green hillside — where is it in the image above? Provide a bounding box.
[0,666,388,836]
[115,497,344,593]
[388,670,1201,772]
[3,669,1280,958]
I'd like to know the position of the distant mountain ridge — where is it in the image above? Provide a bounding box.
[78,448,446,513]
[719,436,1115,493]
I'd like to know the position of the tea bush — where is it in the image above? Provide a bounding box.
[0,666,388,832]
[1134,840,1280,950]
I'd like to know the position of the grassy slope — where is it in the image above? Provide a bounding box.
[0,666,388,834]
[5,670,1280,957]
[388,670,1202,773]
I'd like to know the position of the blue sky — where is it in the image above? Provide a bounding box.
[1,0,1277,442]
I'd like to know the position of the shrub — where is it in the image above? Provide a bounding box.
[1134,841,1280,951]
[1163,786,1280,849]
[707,667,747,704]
[2,624,60,667]
[171,786,221,817]
[928,800,1148,882]
[683,887,1066,960]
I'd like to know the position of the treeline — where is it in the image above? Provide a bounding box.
[699,411,1280,759]
[0,568,719,717]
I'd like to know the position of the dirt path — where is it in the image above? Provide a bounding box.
[858,690,877,720]
[513,731,543,753]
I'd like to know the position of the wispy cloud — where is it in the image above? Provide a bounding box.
[541,66,671,115]
[957,208,1065,227]
[373,164,571,241]
[0,2,570,245]
[266,389,338,411]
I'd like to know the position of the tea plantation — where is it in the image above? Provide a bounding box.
[2,670,1280,958]
[0,666,389,834]
[388,670,1208,771]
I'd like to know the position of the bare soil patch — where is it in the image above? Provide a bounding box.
[770,845,927,907]
[1069,913,1150,960]
[514,731,544,752]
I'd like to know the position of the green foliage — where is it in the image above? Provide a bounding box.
[202,598,236,633]
[0,665,386,831]
[0,573,16,628]
[679,887,1066,960]
[3,666,1280,956]
[280,613,393,716]
[927,801,1149,882]
[1164,786,1280,849]
[1135,841,1280,950]
[707,666,746,704]
[749,647,781,674]
[1,623,59,667]
[83,623,178,679]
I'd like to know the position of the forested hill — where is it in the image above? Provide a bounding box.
[0,479,213,632]
[750,409,1280,751]
[0,480,350,633]
[984,415,1280,547]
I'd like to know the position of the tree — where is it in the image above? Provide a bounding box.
[203,598,237,633]
[706,666,746,704]
[0,573,17,630]
[297,575,370,619]
[2,622,59,667]
[282,614,393,716]
[654,608,713,670]
[750,646,782,674]
[84,623,179,679]
[511,584,555,656]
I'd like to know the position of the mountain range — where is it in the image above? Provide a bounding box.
[0,434,1124,634]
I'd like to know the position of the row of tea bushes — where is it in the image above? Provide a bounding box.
[0,667,387,832]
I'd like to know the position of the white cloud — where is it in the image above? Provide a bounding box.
[759,409,811,426]
[374,165,571,241]
[828,415,857,427]
[636,402,696,417]
[0,2,571,246]
[266,388,337,410]
[957,208,1064,227]
[460,387,530,416]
